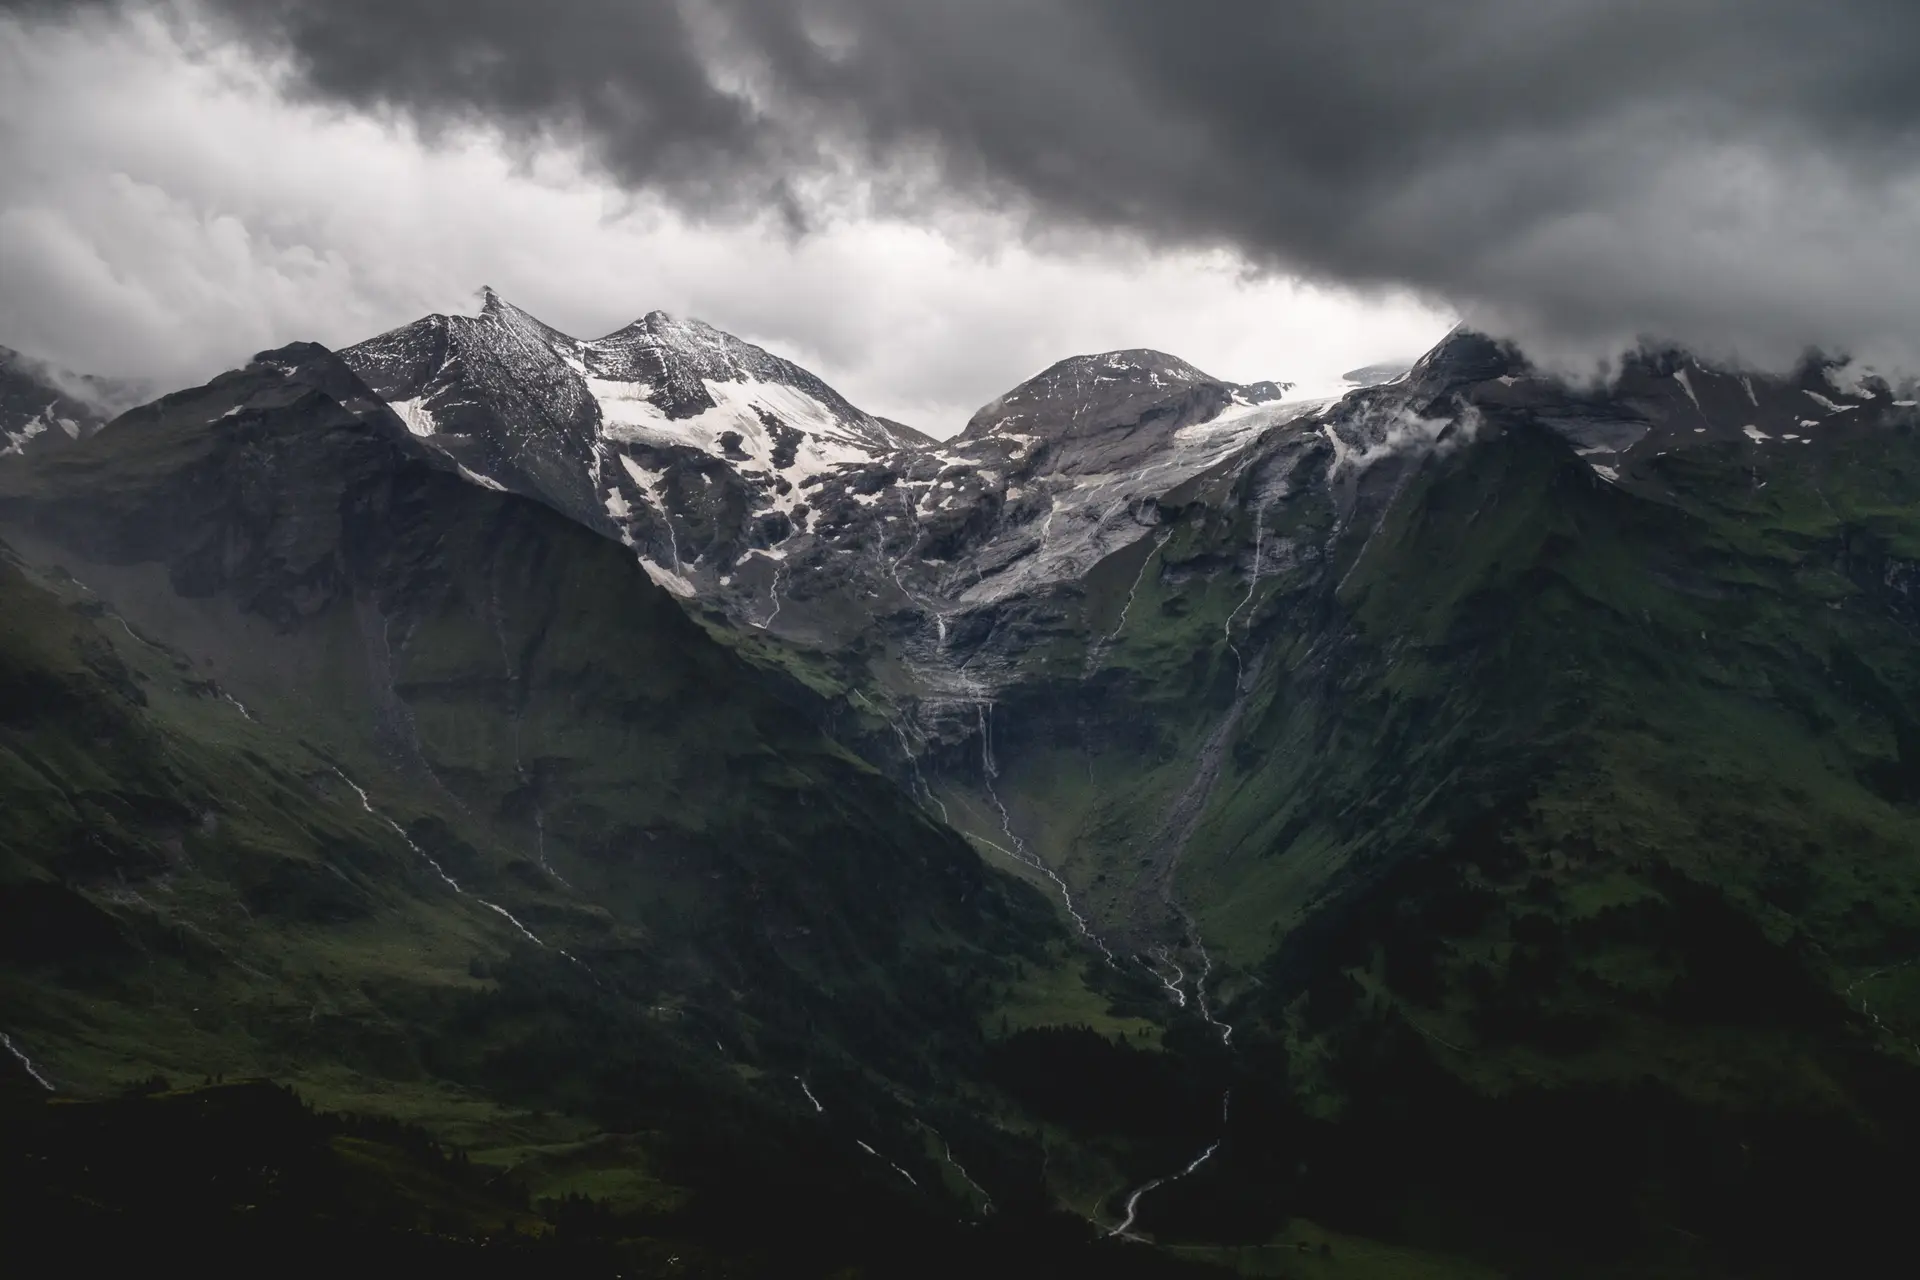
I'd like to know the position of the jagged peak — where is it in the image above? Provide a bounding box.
[474,285,542,325]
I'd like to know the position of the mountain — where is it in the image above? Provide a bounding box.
[337,298,1920,1269]
[0,341,1237,1275]
[864,326,1920,1271]
[0,346,123,459]
[9,295,1920,1275]
[340,290,930,597]
[339,295,1312,645]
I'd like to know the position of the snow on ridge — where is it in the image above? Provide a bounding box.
[1,403,53,455]
[390,397,438,437]
[1673,368,1702,412]
[1173,396,1328,448]
[641,558,698,597]
[457,463,509,491]
[596,375,879,489]
[619,455,677,536]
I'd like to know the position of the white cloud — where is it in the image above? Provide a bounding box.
[0,9,1451,435]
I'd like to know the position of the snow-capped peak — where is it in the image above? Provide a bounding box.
[959,347,1292,446]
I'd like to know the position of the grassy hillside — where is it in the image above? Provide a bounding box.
[893,404,1920,1273]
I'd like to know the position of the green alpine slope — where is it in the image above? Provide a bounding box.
[914,341,1920,1275]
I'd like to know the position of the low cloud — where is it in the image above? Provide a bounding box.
[0,7,1448,432]
[27,0,1913,377]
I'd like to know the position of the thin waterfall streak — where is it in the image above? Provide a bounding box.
[1107,1088,1231,1241]
[754,561,787,630]
[1224,503,1267,690]
[1103,530,1171,646]
[1144,947,1188,1009]
[333,768,593,977]
[978,703,1117,966]
[923,1122,994,1214]
[2,1031,54,1091]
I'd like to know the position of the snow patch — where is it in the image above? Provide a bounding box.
[1743,425,1771,442]
[1673,368,1702,412]
[457,464,508,492]
[640,559,697,597]
[1,402,57,455]
[390,397,438,437]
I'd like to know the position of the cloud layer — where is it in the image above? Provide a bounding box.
[0,3,1448,432]
[12,0,1920,410]
[159,0,1920,373]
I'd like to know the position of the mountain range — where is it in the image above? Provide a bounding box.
[5,294,1920,1277]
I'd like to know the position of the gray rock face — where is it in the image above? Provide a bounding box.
[341,290,929,599]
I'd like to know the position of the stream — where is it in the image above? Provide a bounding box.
[978,703,1119,965]
[1107,1090,1232,1241]
[1,1030,54,1091]
[333,768,592,976]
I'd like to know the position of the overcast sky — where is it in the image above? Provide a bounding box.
[5,1,1920,434]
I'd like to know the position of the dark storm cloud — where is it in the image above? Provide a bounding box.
[13,0,1920,367]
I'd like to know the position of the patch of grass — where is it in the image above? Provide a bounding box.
[984,939,1164,1045]
[1167,1219,1505,1279]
